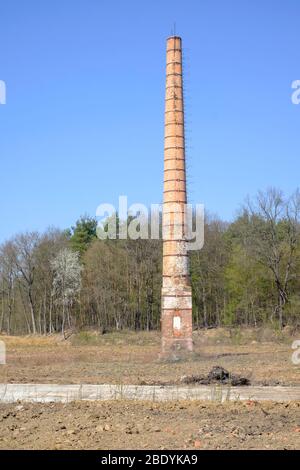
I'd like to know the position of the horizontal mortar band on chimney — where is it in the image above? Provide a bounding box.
[165,110,184,115]
[162,297,192,310]
[165,123,184,127]
[163,178,186,182]
[163,194,187,200]
[165,85,183,90]
[164,146,185,150]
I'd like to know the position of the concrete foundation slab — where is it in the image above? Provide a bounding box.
[0,383,299,403]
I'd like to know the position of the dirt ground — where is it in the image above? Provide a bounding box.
[0,328,299,450]
[0,327,299,386]
[0,400,299,450]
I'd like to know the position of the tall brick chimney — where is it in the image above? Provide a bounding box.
[161,36,193,355]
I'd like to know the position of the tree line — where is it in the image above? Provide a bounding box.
[0,188,299,335]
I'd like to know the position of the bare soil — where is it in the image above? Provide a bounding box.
[0,400,299,450]
[0,328,299,386]
[0,328,299,450]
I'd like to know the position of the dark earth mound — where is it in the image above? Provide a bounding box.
[180,366,250,386]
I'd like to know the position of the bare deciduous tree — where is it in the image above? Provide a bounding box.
[11,232,40,334]
[245,188,300,327]
[51,248,82,337]
[0,241,16,334]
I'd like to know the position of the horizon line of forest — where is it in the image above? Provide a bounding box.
[0,187,299,336]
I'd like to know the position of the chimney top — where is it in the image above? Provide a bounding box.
[167,35,181,40]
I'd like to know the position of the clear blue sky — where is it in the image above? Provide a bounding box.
[0,0,299,241]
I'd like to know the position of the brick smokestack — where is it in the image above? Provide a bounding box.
[161,36,193,355]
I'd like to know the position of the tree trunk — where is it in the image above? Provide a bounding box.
[202,285,207,328]
[28,289,37,334]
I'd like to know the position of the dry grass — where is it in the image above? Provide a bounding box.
[0,327,299,386]
[0,328,299,450]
